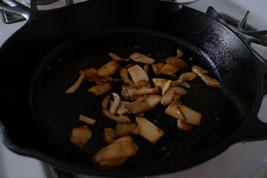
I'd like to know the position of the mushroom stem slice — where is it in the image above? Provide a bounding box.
[88,83,112,96]
[192,65,220,87]
[65,73,85,94]
[96,61,119,77]
[177,72,197,84]
[177,119,193,131]
[70,125,92,149]
[79,115,96,125]
[127,65,149,83]
[129,52,155,64]
[120,67,134,85]
[109,93,121,115]
[116,123,140,136]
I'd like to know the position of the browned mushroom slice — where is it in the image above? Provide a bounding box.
[152,78,168,89]
[165,104,185,120]
[92,136,138,164]
[177,119,193,131]
[160,64,179,76]
[132,80,151,89]
[192,65,220,87]
[82,68,108,84]
[108,52,129,62]
[109,93,121,115]
[161,88,182,106]
[88,83,112,96]
[177,72,197,84]
[116,123,140,136]
[99,158,127,167]
[180,82,190,88]
[117,101,131,115]
[65,73,85,94]
[104,128,118,144]
[79,115,96,125]
[176,49,184,58]
[120,67,134,85]
[106,77,123,83]
[70,125,92,149]
[132,87,159,97]
[166,56,188,70]
[129,52,155,64]
[165,104,202,125]
[161,80,173,95]
[136,116,164,144]
[152,63,165,75]
[102,95,131,123]
[127,65,149,83]
[96,61,119,77]
[121,85,131,99]
[125,94,161,115]
[102,110,131,123]
[144,64,149,73]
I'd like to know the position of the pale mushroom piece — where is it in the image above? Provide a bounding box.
[144,64,149,73]
[165,56,188,70]
[161,89,182,106]
[180,82,190,88]
[116,101,131,115]
[177,72,197,84]
[160,64,179,76]
[179,104,202,126]
[152,78,168,89]
[65,73,85,94]
[70,125,92,149]
[136,116,164,144]
[125,94,161,115]
[177,119,193,131]
[109,93,121,115]
[127,65,149,83]
[192,65,220,87]
[165,104,185,121]
[99,158,127,167]
[106,76,123,83]
[104,128,118,144]
[132,87,159,97]
[116,123,140,136]
[88,83,112,96]
[79,115,96,125]
[176,49,184,58]
[152,63,165,75]
[92,136,138,164]
[120,67,134,85]
[129,52,155,64]
[96,61,119,77]
[132,80,151,89]
[161,80,173,95]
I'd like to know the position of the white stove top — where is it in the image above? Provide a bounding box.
[1,0,267,178]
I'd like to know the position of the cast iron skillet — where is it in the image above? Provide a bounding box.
[0,0,267,177]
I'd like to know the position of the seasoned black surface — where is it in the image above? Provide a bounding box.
[0,0,266,177]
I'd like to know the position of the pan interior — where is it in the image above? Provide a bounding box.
[30,29,246,173]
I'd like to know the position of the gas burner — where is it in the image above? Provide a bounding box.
[206,7,267,63]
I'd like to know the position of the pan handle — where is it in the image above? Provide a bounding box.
[236,116,267,142]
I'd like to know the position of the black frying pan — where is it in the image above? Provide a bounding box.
[0,0,267,177]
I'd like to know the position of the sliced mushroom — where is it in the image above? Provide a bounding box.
[82,68,108,84]
[144,64,149,74]
[180,82,190,88]
[132,87,159,98]
[161,80,173,95]
[160,64,179,76]
[129,52,155,64]
[116,123,140,136]
[65,73,85,94]
[177,72,197,84]
[79,115,96,125]
[132,80,151,89]
[88,83,112,96]
[136,116,164,144]
[70,125,92,149]
[117,101,131,115]
[125,94,161,115]
[109,93,121,115]
[106,77,123,83]
[161,89,180,106]
[127,65,149,83]
[102,95,131,123]
[166,56,188,70]
[120,67,134,85]
[92,136,138,164]
[176,49,184,58]
[152,78,168,89]
[165,104,202,126]
[152,63,165,75]
[96,61,119,77]
[192,65,220,87]
[121,85,131,99]
[104,128,118,144]
[99,158,127,167]
[177,119,193,131]
[108,52,129,62]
